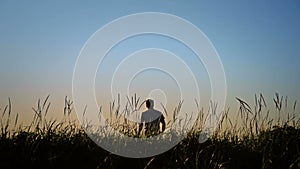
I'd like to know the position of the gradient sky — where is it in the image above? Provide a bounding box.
[1,1,300,124]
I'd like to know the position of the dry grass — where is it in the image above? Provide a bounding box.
[0,93,299,169]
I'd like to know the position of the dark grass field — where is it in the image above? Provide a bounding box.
[1,94,300,169]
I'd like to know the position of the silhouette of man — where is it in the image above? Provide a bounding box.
[138,99,166,136]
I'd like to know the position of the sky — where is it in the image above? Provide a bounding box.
[0,1,300,124]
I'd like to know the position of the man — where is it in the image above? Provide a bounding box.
[138,99,166,136]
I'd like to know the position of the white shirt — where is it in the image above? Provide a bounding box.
[141,108,163,123]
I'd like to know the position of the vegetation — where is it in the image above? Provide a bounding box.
[0,93,300,169]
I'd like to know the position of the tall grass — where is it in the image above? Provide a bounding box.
[0,93,299,169]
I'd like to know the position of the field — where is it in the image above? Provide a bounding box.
[0,93,300,169]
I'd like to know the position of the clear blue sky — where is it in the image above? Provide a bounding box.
[0,1,300,123]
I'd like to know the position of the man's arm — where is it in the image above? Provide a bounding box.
[138,122,143,136]
[160,115,166,132]
[138,113,144,136]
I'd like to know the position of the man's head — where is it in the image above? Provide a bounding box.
[146,99,154,109]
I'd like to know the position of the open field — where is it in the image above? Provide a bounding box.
[0,94,300,169]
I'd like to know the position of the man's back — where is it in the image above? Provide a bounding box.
[141,109,162,123]
[141,109,164,136]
